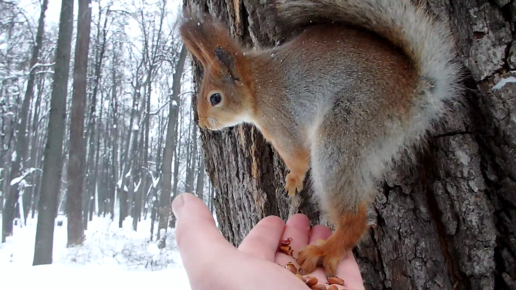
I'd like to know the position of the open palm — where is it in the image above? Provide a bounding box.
[173,193,364,290]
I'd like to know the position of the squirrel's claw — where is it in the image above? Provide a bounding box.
[285,172,304,196]
[297,241,342,277]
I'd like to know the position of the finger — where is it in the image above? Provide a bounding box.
[274,214,311,267]
[308,226,363,289]
[335,251,364,290]
[305,225,333,283]
[309,225,332,244]
[173,193,234,271]
[238,216,285,261]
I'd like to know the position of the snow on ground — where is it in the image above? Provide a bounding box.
[0,214,191,289]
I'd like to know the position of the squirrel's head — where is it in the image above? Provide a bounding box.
[180,14,254,130]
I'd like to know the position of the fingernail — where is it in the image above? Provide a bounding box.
[172,194,185,216]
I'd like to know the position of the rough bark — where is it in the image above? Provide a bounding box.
[185,0,516,289]
[66,0,91,247]
[33,0,74,265]
[2,0,48,243]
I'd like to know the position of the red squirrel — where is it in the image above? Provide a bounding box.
[180,0,463,277]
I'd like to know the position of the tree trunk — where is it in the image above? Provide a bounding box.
[92,89,105,219]
[2,0,48,243]
[159,44,187,240]
[184,0,516,289]
[196,152,205,201]
[185,118,197,193]
[33,0,74,265]
[84,5,109,229]
[109,52,119,220]
[66,0,91,247]
[30,76,46,220]
[118,83,141,228]
[26,80,43,221]
[132,124,144,231]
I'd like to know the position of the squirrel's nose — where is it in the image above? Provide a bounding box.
[198,119,207,129]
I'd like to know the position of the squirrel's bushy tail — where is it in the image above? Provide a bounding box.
[274,0,462,108]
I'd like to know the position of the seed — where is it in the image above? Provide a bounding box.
[285,262,298,274]
[279,245,293,256]
[281,237,293,246]
[328,277,345,285]
[304,276,318,287]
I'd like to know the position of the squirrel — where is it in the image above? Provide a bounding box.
[180,0,463,277]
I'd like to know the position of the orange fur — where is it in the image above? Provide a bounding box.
[180,14,256,130]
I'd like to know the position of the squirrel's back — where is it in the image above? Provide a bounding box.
[273,0,463,126]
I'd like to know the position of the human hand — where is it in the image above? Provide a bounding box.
[173,193,364,290]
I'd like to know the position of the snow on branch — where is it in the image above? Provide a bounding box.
[30,63,55,73]
[10,167,41,186]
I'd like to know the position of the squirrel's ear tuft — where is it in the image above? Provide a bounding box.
[214,46,241,85]
[179,11,245,82]
[179,14,211,67]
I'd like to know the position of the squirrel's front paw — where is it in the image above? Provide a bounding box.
[297,240,345,277]
[285,173,304,196]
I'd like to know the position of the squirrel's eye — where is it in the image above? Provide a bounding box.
[209,93,222,106]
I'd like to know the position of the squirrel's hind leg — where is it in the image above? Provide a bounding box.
[297,95,373,276]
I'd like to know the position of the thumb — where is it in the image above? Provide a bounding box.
[172,193,232,269]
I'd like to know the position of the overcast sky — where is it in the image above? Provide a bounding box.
[17,0,182,28]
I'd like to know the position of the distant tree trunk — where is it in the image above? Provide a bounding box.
[185,120,197,193]
[66,0,91,247]
[159,44,187,240]
[26,82,43,221]
[2,0,48,243]
[156,111,164,174]
[172,129,181,197]
[109,53,119,220]
[90,90,104,221]
[185,1,516,289]
[100,143,109,217]
[84,5,108,229]
[119,87,140,228]
[195,152,205,201]
[30,79,45,220]
[170,120,182,228]
[98,106,110,217]
[33,0,74,265]
[132,124,144,231]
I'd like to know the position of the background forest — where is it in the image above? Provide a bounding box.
[0,0,206,280]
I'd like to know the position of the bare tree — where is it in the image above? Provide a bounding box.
[159,44,186,241]
[33,0,74,265]
[84,0,111,230]
[2,0,48,243]
[66,0,92,247]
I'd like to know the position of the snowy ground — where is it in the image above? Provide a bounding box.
[0,214,191,289]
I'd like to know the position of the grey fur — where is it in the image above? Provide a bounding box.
[246,0,463,217]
